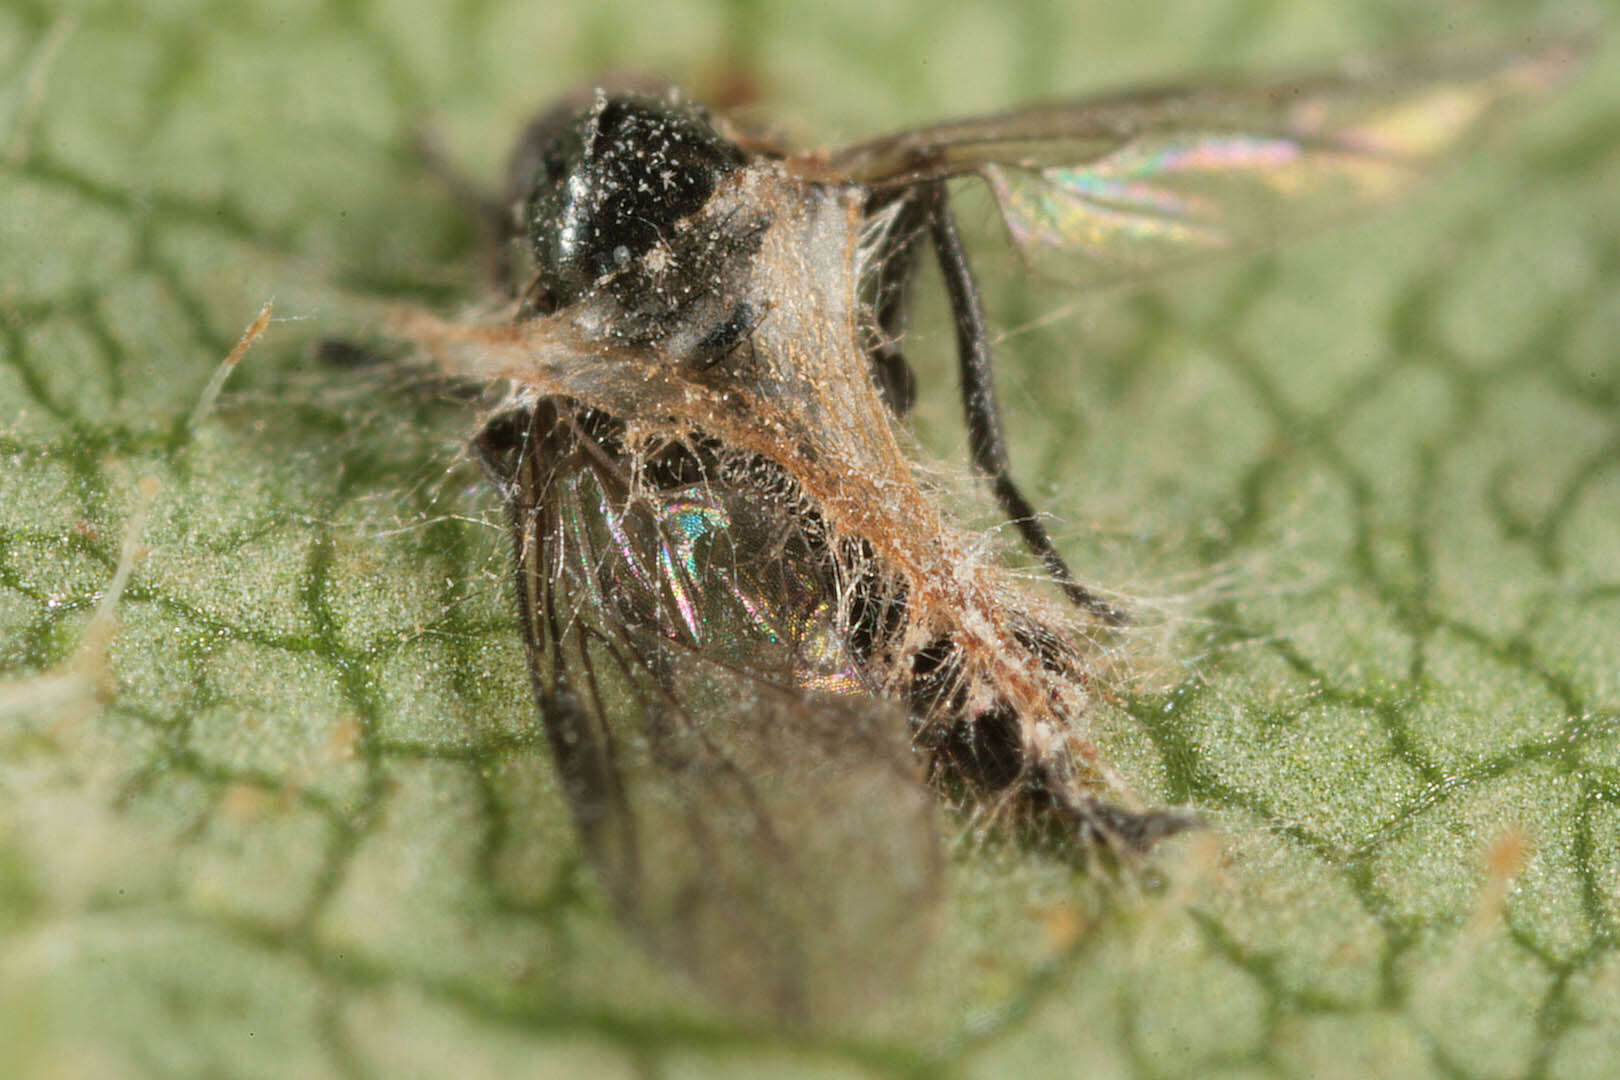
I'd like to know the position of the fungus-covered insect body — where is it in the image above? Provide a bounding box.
[384,36,1587,1018]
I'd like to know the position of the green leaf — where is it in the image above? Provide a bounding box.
[2,1,1616,1076]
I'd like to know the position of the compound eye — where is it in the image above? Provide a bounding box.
[525,94,744,306]
[521,125,589,300]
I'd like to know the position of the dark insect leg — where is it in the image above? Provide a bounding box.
[412,124,518,292]
[911,637,1198,853]
[310,338,392,370]
[310,336,491,405]
[923,181,1127,626]
[860,188,930,415]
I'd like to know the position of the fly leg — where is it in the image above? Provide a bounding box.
[411,123,518,295]
[859,187,930,415]
[923,181,1127,625]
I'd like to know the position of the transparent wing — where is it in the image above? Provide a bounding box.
[822,35,1587,285]
[477,402,941,1023]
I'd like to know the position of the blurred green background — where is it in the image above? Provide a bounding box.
[3,0,1618,1076]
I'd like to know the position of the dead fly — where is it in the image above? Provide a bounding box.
[384,36,1586,1019]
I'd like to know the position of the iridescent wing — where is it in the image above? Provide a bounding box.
[475,402,942,1023]
[820,36,1587,285]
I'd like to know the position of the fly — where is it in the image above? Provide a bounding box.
[383,35,1587,1021]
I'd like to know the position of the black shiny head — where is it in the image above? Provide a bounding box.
[523,91,747,310]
